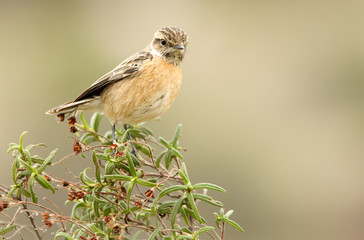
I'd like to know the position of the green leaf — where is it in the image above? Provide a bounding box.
[171,147,183,159]
[172,124,182,147]
[183,207,207,224]
[165,150,173,169]
[180,207,190,226]
[19,131,28,151]
[105,161,116,175]
[178,169,189,185]
[137,144,152,157]
[193,193,223,207]
[175,235,193,240]
[158,185,187,199]
[0,225,16,235]
[7,145,20,153]
[92,151,102,184]
[126,180,136,208]
[130,151,141,167]
[156,149,167,168]
[221,217,244,233]
[38,148,58,173]
[158,201,175,214]
[159,137,171,148]
[18,187,31,197]
[17,158,33,172]
[23,150,33,164]
[80,132,94,143]
[194,226,215,237]
[54,230,74,239]
[148,227,161,240]
[139,126,153,136]
[91,224,106,236]
[29,174,37,203]
[93,200,100,218]
[11,161,17,185]
[186,192,202,223]
[90,112,103,132]
[171,195,186,227]
[7,186,17,199]
[80,112,90,129]
[225,209,234,218]
[181,227,192,234]
[135,178,158,187]
[71,202,87,219]
[181,162,190,178]
[193,183,227,193]
[35,175,55,193]
[24,143,46,152]
[79,168,96,187]
[105,174,133,181]
[126,152,137,177]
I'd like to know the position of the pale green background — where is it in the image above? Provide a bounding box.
[1,0,364,239]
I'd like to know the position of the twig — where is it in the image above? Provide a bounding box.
[21,202,41,240]
[221,221,225,240]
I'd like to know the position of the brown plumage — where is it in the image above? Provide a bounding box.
[46,26,188,128]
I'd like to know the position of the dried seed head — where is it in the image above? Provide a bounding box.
[0,201,8,209]
[135,201,142,209]
[110,144,118,151]
[103,216,111,223]
[42,212,49,220]
[113,225,121,234]
[116,151,124,158]
[76,191,85,199]
[73,140,82,154]
[44,220,52,228]
[57,113,65,122]
[68,191,76,201]
[70,126,78,133]
[145,189,155,198]
[68,117,76,126]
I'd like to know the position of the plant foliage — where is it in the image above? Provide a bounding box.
[1,113,243,239]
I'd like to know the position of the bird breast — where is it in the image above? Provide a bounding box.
[101,57,182,124]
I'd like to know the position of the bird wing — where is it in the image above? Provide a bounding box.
[74,49,153,102]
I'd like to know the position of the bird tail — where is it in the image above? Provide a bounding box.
[46,98,100,116]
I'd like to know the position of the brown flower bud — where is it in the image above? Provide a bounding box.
[73,140,82,154]
[76,191,85,199]
[62,181,69,187]
[68,116,76,126]
[44,220,52,228]
[0,201,8,209]
[42,212,49,220]
[145,189,155,198]
[57,114,65,122]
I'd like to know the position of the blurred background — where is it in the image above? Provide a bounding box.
[1,0,364,239]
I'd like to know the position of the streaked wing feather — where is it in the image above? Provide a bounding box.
[74,49,152,101]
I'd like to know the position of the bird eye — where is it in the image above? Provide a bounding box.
[160,39,167,46]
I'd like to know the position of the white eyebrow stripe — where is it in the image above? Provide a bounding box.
[151,46,163,58]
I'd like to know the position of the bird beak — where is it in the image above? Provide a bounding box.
[173,44,184,50]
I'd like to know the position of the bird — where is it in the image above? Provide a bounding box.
[46,26,188,155]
